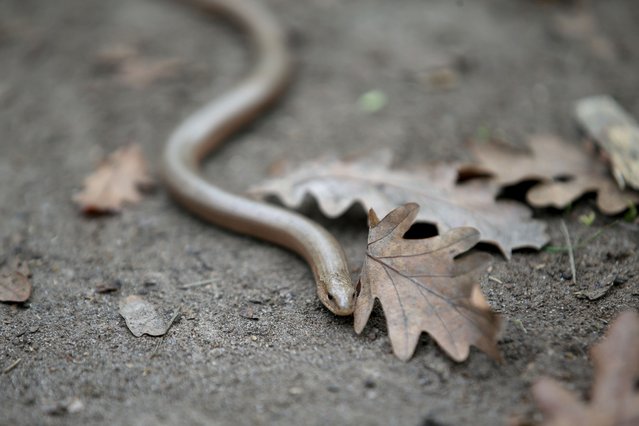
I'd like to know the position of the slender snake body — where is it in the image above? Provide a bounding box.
[162,0,356,315]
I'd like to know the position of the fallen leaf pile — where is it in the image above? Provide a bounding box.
[0,257,32,303]
[354,204,501,362]
[533,310,639,426]
[461,135,639,214]
[73,144,153,214]
[251,150,548,258]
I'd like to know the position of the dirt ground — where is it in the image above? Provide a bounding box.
[1,0,638,425]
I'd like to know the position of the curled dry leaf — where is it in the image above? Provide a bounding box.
[533,310,639,426]
[354,203,501,362]
[73,144,153,214]
[0,257,32,303]
[462,136,639,215]
[251,150,548,258]
[118,295,179,337]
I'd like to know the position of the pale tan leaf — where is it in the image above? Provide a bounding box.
[463,136,638,215]
[118,295,179,337]
[251,150,548,258]
[354,203,501,362]
[533,310,639,426]
[73,144,153,214]
[575,95,639,191]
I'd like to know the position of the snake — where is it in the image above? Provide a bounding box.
[162,0,356,315]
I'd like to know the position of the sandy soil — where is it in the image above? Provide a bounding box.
[1,0,638,424]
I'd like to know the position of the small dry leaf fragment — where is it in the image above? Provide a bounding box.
[463,136,639,215]
[533,310,639,426]
[354,203,501,362]
[239,304,259,320]
[575,95,639,191]
[0,257,32,303]
[118,295,178,337]
[95,279,122,294]
[251,150,548,258]
[74,144,153,214]
[573,273,618,301]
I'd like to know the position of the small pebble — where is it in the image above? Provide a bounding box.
[288,387,303,395]
[560,271,573,281]
[327,384,340,393]
[613,275,628,285]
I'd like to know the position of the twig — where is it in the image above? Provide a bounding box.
[560,220,577,285]
[3,358,22,374]
[150,336,165,358]
[488,275,503,284]
[544,220,619,253]
[167,307,180,329]
[178,278,216,289]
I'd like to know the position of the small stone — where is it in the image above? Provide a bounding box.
[364,378,376,389]
[613,275,628,285]
[142,272,166,287]
[560,271,573,281]
[288,387,303,395]
[367,327,378,341]
[95,279,122,293]
[210,348,225,358]
[67,398,84,414]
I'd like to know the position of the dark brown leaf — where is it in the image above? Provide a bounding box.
[533,311,639,426]
[251,150,548,258]
[73,144,153,214]
[353,203,501,362]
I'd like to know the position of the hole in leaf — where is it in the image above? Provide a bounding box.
[456,169,492,183]
[496,180,539,203]
[402,222,439,239]
[473,242,502,257]
[553,174,574,183]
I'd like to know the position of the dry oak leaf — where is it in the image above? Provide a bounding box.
[251,150,548,258]
[353,203,501,362]
[533,310,639,426]
[73,144,153,214]
[462,135,638,215]
[0,257,32,303]
[575,95,639,191]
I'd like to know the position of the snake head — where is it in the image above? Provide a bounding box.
[318,274,356,316]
